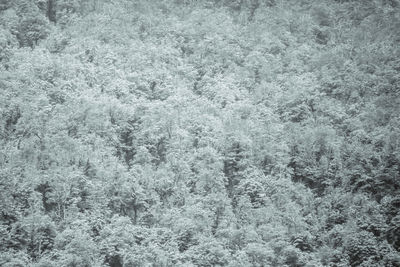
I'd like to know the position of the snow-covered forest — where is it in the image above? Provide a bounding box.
[1,0,400,266]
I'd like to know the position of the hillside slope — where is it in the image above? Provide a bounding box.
[1,0,400,266]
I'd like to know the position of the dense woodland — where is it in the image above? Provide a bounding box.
[0,0,400,266]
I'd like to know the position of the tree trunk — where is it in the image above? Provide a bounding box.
[47,0,56,23]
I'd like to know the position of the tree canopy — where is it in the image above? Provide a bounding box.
[1,0,400,266]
